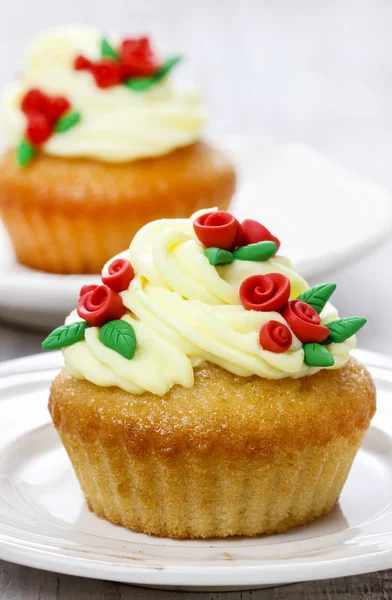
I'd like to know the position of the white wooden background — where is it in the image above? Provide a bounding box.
[0,1,391,598]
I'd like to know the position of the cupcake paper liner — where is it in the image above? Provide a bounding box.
[59,428,364,539]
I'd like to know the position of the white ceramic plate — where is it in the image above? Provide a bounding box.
[0,136,392,329]
[0,349,391,591]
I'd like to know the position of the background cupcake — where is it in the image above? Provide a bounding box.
[0,26,236,274]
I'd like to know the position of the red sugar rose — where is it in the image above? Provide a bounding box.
[193,211,242,251]
[92,59,124,89]
[46,96,71,122]
[102,258,135,293]
[21,89,49,116]
[79,284,98,298]
[281,300,330,343]
[26,112,53,146]
[120,37,161,77]
[21,89,74,149]
[240,273,290,312]
[74,55,92,71]
[77,285,125,327]
[259,320,292,353]
[241,219,281,253]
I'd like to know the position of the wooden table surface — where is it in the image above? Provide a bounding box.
[1,0,392,598]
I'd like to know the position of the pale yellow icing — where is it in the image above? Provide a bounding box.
[0,26,206,162]
[63,209,356,395]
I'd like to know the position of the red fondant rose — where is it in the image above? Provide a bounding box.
[20,89,75,153]
[193,211,242,250]
[241,219,281,253]
[26,112,53,145]
[77,285,125,327]
[21,89,49,116]
[120,37,161,77]
[259,320,292,353]
[92,59,124,89]
[46,96,71,122]
[74,55,92,71]
[281,300,329,343]
[102,258,135,292]
[21,89,70,124]
[79,284,98,298]
[240,273,290,312]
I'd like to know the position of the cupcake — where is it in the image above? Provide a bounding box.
[0,27,235,274]
[43,209,375,539]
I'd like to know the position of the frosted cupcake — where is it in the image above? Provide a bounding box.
[0,27,235,274]
[43,209,375,538]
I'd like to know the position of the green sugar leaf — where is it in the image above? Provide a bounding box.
[297,283,336,314]
[101,36,119,60]
[99,320,136,359]
[42,321,89,350]
[124,55,183,92]
[124,76,156,91]
[154,55,182,82]
[16,139,35,167]
[324,316,367,344]
[304,343,335,367]
[204,247,234,266]
[232,241,277,262]
[55,111,82,133]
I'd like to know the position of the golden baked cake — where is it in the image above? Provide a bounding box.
[43,209,375,538]
[0,27,235,274]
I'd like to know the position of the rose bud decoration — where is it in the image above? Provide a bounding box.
[240,273,290,312]
[120,37,161,77]
[26,112,53,146]
[17,88,81,167]
[21,88,49,116]
[79,284,98,298]
[21,90,71,125]
[259,320,292,353]
[102,258,135,292]
[74,55,93,70]
[241,219,281,253]
[281,300,330,343]
[46,96,71,122]
[92,59,124,89]
[77,284,125,327]
[73,35,181,93]
[193,211,242,250]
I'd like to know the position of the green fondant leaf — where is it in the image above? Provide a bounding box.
[55,111,82,133]
[101,37,119,60]
[204,247,234,266]
[16,139,35,167]
[232,241,277,262]
[124,76,156,91]
[99,320,136,359]
[297,283,336,314]
[153,55,182,82]
[42,321,89,350]
[304,343,335,367]
[124,56,182,92]
[324,316,367,344]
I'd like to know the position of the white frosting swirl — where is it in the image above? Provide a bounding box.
[63,209,356,395]
[0,26,206,162]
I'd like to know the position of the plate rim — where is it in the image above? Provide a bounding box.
[0,348,391,587]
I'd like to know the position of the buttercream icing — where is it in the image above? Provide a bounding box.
[59,209,357,395]
[0,26,206,162]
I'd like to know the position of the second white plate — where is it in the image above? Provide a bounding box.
[0,136,391,329]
